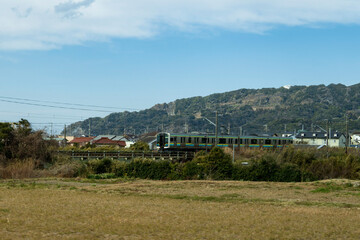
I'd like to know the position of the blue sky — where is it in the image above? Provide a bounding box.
[1,0,360,134]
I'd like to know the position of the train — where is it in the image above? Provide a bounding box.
[156,132,294,151]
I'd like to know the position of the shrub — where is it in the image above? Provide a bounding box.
[130,141,150,151]
[232,163,251,180]
[126,158,172,180]
[182,161,204,180]
[275,163,301,182]
[194,147,233,180]
[87,158,114,174]
[247,156,280,181]
[49,160,88,178]
[113,161,128,177]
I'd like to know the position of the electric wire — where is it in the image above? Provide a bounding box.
[0,95,140,111]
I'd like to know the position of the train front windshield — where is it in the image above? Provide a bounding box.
[157,133,169,149]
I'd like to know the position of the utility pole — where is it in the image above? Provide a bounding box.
[64,124,67,139]
[64,124,67,146]
[51,122,53,137]
[346,113,349,154]
[326,119,329,159]
[88,120,91,137]
[215,111,218,146]
[228,123,231,135]
[284,124,287,133]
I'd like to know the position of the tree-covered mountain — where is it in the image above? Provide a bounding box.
[66,83,360,136]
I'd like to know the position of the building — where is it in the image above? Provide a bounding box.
[91,137,126,148]
[112,135,134,148]
[137,132,158,150]
[295,131,346,147]
[68,137,95,147]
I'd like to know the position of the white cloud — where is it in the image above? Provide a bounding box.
[1,0,360,50]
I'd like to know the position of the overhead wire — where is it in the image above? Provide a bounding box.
[0,95,140,111]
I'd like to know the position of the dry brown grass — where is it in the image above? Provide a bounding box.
[0,179,359,239]
[0,159,36,179]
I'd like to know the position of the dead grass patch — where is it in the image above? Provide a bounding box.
[1,179,360,239]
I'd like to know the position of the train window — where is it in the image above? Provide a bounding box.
[181,137,185,143]
[244,139,249,144]
[251,139,258,144]
[188,137,192,143]
[173,137,177,142]
[239,139,243,144]
[211,138,215,143]
[265,139,271,144]
[235,139,238,144]
[259,139,264,144]
[278,140,281,144]
[201,138,207,143]
[282,140,286,144]
[290,140,293,144]
[170,138,173,142]
[195,138,199,143]
[219,138,226,144]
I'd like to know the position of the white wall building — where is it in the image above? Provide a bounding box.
[295,131,346,147]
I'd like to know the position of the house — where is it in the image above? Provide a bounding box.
[137,132,158,150]
[91,135,116,142]
[68,137,95,147]
[281,132,295,138]
[350,132,360,147]
[112,135,134,148]
[58,135,75,143]
[295,131,346,147]
[91,137,126,148]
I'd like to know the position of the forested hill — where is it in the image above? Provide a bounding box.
[66,83,360,136]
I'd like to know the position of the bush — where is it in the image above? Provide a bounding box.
[276,163,302,182]
[49,160,88,178]
[182,161,204,180]
[194,147,233,180]
[247,156,280,181]
[130,141,150,151]
[126,158,172,180]
[232,163,251,180]
[87,158,113,174]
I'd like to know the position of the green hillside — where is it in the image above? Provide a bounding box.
[67,83,360,136]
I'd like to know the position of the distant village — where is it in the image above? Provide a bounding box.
[48,129,360,150]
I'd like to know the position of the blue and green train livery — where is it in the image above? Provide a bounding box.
[156,132,294,151]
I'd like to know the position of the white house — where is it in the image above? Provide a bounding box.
[295,131,346,147]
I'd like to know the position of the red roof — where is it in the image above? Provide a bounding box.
[92,137,126,147]
[69,137,94,144]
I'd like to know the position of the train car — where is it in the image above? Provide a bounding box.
[156,132,294,151]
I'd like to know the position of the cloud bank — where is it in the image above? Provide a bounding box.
[1,0,360,50]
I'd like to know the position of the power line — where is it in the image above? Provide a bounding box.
[0,99,118,113]
[0,96,140,111]
[0,110,87,119]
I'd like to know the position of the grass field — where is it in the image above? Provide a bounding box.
[0,178,359,239]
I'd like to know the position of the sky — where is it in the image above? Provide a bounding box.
[1,0,360,134]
